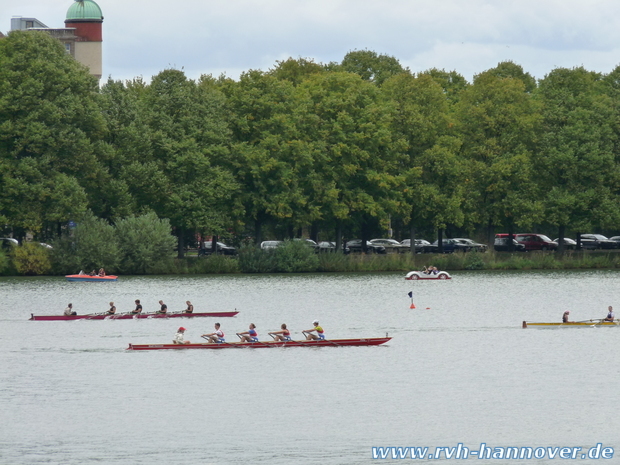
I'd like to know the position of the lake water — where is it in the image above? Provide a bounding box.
[1,270,619,464]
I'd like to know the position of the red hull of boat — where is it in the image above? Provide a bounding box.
[127,337,391,350]
[30,311,239,321]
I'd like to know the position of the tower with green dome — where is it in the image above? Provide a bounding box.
[65,0,103,79]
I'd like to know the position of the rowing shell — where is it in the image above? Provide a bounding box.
[29,311,239,321]
[65,274,118,282]
[522,320,620,328]
[127,337,392,350]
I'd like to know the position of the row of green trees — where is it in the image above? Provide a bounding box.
[3,30,620,257]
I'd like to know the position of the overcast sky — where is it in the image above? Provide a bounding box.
[4,0,620,84]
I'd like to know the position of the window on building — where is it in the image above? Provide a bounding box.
[65,43,71,53]
[26,21,34,28]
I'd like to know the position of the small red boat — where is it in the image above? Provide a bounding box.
[126,337,392,350]
[65,274,118,282]
[29,311,239,321]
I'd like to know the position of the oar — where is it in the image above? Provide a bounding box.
[236,333,272,347]
[201,335,242,348]
[301,331,341,347]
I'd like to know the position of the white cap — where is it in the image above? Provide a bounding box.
[313,320,319,324]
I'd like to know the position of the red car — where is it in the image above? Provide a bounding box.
[515,234,558,251]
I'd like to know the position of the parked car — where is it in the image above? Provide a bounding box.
[553,238,577,250]
[609,236,620,247]
[199,241,237,256]
[370,238,409,253]
[494,236,526,252]
[453,238,488,253]
[260,240,283,250]
[345,239,386,254]
[427,238,459,253]
[293,238,319,252]
[578,234,618,249]
[400,239,432,253]
[515,234,558,251]
[0,238,18,250]
[318,241,350,254]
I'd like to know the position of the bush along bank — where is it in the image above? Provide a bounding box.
[3,241,620,276]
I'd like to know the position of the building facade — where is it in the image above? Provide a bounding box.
[9,0,103,80]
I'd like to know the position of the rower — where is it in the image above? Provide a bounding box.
[237,323,259,343]
[185,301,194,313]
[158,300,168,314]
[173,327,190,344]
[202,323,225,343]
[305,320,325,340]
[562,311,570,323]
[269,323,291,341]
[132,299,142,314]
[107,302,116,315]
[604,306,615,322]
[64,303,77,316]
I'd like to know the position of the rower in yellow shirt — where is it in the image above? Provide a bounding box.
[304,320,325,340]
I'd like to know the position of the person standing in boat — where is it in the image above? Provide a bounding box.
[158,300,168,314]
[132,300,143,314]
[64,303,77,316]
[562,311,571,323]
[107,302,116,315]
[173,327,190,344]
[604,306,615,322]
[237,323,259,342]
[305,320,325,340]
[202,323,225,343]
[269,323,291,341]
[185,301,194,313]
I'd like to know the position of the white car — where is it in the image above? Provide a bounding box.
[405,270,452,280]
[260,241,283,250]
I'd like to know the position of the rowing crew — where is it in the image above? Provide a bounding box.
[173,320,325,345]
[562,306,615,323]
[63,300,195,316]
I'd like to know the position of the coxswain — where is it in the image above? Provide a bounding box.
[173,327,190,344]
[158,300,168,314]
[237,323,259,343]
[269,323,291,341]
[304,320,325,340]
[562,311,570,323]
[185,301,194,313]
[132,299,142,314]
[604,306,615,322]
[202,323,225,343]
[64,303,77,316]
[107,302,116,315]
[98,268,106,277]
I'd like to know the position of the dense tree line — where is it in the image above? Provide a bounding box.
[2,31,620,257]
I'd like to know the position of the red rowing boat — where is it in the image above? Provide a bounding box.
[126,337,392,350]
[29,311,239,321]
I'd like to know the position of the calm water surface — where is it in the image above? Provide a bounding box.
[1,270,619,464]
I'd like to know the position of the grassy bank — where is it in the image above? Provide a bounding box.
[5,245,620,276]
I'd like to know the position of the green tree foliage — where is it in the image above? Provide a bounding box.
[456,69,542,240]
[269,57,325,86]
[535,67,620,242]
[296,72,407,244]
[50,211,121,274]
[382,73,464,241]
[12,242,52,275]
[339,50,406,86]
[115,212,176,274]
[219,70,310,242]
[0,31,105,236]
